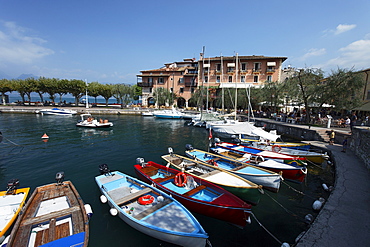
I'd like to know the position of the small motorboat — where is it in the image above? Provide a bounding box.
[36,108,77,115]
[8,172,91,247]
[185,145,282,193]
[134,158,252,228]
[153,108,184,119]
[95,164,208,247]
[162,148,263,206]
[76,114,113,128]
[0,179,30,240]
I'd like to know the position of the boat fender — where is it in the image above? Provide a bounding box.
[157,196,164,202]
[174,172,187,187]
[84,204,93,218]
[138,195,155,205]
[100,195,107,204]
[185,144,194,150]
[110,208,118,216]
[312,198,325,211]
[295,231,306,243]
[322,183,329,191]
[281,243,290,247]
[304,214,313,224]
[246,216,252,224]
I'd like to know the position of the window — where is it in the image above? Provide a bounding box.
[254,62,261,72]
[205,76,208,83]
[216,63,221,72]
[228,76,233,82]
[254,75,258,82]
[241,63,247,71]
[149,88,152,93]
[158,77,164,84]
[148,77,153,83]
[179,78,184,84]
[267,75,272,82]
[227,67,234,73]
[241,76,245,82]
[191,88,195,93]
[180,87,184,93]
[216,76,220,83]
[170,87,173,93]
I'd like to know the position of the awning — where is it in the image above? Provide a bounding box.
[353,101,370,111]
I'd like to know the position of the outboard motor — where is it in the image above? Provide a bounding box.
[99,164,111,175]
[232,138,241,144]
[136,158,147,167]
[7,179,20,194]
[168,147,174,156]
[185,144,194,151]
[55,172,65,185]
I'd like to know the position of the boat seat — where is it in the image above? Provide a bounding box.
[231,164,248,171]
[115,187,152,206]
[133,198,172,220]
[141,166,159,176]
[182,185,206,197]
[154,175,175,183]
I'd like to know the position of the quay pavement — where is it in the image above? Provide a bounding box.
[1,105,370,246]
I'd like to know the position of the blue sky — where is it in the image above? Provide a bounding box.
[1,0,369,84]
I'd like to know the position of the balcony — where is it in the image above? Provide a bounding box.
[253,68,261,74]
[266,68,275,74]
[137,82,153,87]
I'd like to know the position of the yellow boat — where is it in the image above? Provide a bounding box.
[0,179,30,239]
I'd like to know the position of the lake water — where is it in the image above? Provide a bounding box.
[0,113,334,247]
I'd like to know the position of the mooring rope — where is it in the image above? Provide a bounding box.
[281,180,317,200]
[251,212,283,245]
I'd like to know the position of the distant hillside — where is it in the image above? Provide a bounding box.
[17,74,37,79]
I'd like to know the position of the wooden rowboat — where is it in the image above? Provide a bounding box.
[162,150,264,205]
[134,158,252,228]
[8,173,91,247]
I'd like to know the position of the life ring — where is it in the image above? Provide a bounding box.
[138,195,154,205]
[174,172,187,187]
[207,159,218,167]
[272,145,282,153]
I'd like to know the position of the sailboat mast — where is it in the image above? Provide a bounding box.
[221,54,224,114]
[234,53,238,120]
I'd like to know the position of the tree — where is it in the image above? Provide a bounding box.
[66,79,86,106]
[98,84,114,106]
[153,87,172,107]
[319,68,365,111]
[0,79,12,105]
[112,84,134,108]
[283,68,324,123]
[87,81,101,103]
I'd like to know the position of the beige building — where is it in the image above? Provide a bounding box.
[137,54,287,108]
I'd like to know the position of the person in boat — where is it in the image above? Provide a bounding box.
[99,118,103,123]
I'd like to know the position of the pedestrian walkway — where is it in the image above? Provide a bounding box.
[296,142,370,247]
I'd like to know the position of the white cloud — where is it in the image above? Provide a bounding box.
[334,24,356,35]
[300,48,326,61]
[0,21,54,66]
[319,39,370,70]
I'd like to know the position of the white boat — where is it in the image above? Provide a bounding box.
[141,111,154,117]
[36,108,77,115]
[95,164,208,247]
[153,108,184,119]
[8,172,91,247]
[76,114,113,128]
[0,179,30,241]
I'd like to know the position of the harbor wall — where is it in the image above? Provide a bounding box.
[350,126,370,169]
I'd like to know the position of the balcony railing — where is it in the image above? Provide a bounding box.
[266,68,276,73]
[185,82,198,87]
[253,68,261,73]
[137,82,153,87]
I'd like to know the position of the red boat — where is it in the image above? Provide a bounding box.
[134,158,252,228]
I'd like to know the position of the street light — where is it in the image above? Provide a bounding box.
[85,79,89,109]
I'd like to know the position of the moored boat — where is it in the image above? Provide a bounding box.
[36,108,77,115]
[134,158,252,228]
[211,146,307,183]
[8,172,91,247]
[0,179,30,240]
[162,149,264,205]
[95,164,208,247]
[76,114,113,128]
[153,108,184,119]
[185,145,282,192]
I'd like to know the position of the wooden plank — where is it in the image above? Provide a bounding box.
[134,199,172,220]
[115,187,152,206]
[20,206,80,226]
[231,164,248,171]
[141,166,159,176]
[48,218,56,243]
[55,222,70,240]
[182,185,207,197]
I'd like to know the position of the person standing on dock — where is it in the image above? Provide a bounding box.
[350,112,357,132]
[329,130,335,145]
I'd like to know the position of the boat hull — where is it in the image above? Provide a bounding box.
[95,171,208,247]
[134,162,252,228]
[0,187,30,239]
[8,181,89,247]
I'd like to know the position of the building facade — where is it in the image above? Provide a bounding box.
[137,54,287,108]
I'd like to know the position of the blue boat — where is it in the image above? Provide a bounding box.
[95,164,208,247]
